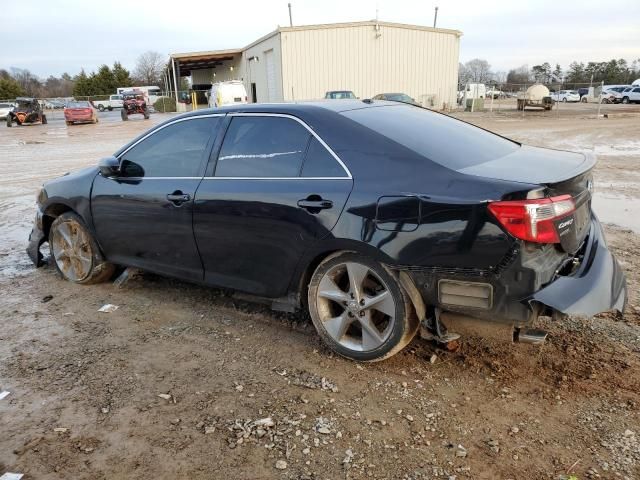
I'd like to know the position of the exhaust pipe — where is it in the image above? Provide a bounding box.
[514,328,548,345]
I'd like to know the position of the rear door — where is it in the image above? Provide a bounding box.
[91,115,223,281]
[193,113,353,297]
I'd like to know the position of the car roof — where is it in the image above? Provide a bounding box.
[180,100,393,117]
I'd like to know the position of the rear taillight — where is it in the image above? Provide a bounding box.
[488,194,575,244]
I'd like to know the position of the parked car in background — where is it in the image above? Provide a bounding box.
[28,101,626,361]
[372,93,419,106]
[550,90,580,102]
[93,95,123,111]
[207,81,248,108]
[325,90,357,99]
[44,99,65,109]
[0,102,14,119]
[64,101,98,125]
[577,87,589,100]
[621,86,640,104]
[485,88,503,99]
[602,86,630,104]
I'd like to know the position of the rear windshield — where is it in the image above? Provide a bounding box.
[342,105,520,169]
[67,101,90,108]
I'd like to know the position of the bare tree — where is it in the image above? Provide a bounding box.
[462,59,492,84]
[133,51,165,86]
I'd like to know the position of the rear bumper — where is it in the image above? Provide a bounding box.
[529,215,627,316]
[406,215,626,325]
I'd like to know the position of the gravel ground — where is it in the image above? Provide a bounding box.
[0,108,639,480]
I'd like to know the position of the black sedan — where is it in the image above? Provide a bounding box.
[27,101,626,361]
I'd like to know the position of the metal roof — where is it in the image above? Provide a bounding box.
[169,20,462,73]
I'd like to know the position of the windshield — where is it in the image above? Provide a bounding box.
[327,91,355,99]
[343,105,520,170]
[386,94,414,103]
[67,101,90,108]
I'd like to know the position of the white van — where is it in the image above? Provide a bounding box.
[208,81,248,108]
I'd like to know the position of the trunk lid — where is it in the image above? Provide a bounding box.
[461,145,595,253]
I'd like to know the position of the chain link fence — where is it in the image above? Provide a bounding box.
[2,82,638,122]
[452,81,640,118]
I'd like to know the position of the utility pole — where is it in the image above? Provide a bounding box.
[288,3,293,27]
[433,6,439,28]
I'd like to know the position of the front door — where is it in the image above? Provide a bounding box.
[91,115,223,281]
[193,114,353,297]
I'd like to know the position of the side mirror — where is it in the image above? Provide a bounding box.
[98,156,120,177]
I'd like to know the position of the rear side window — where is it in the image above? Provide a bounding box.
[343,105,520,170]
[120,117,219,177]
[301,138,346,177]
[215,116,310,177]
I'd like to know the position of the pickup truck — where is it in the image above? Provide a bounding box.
[92,95,123,111]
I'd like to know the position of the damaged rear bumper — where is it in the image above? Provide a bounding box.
[529,215,627,316]
[27,208,46,267]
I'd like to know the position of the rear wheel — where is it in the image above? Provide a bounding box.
[622,97,630,104]
[107,106,113,111]
[308,252,418,362]
[562,98,567,102]
[581,97,587,103]
[143,107,150,120]
[98,104,105,112]
[121,108,128,121]
[41,114,47,124]
[49,212,115,284]
[66,121,73,126]
[6,116,11,127]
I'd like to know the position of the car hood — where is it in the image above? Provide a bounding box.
[457,145,596,185]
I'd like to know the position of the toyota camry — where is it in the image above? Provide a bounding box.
[27,100,627,361]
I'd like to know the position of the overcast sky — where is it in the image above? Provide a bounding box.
[3,0,639,78]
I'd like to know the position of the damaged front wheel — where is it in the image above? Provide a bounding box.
[49,212,115,284]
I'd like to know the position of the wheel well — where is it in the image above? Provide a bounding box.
[42,204,73,238]
[295,250,350,310]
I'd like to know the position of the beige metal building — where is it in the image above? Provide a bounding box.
[170,20,461,110]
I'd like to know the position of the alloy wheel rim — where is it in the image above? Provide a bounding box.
[51,221,92,282]
[315,262,396,352]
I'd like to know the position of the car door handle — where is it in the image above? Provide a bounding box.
[297,198,333,210]
[167,192,191,205]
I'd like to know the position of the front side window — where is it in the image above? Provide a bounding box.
[120,117,220,177]
[215,116,311,177]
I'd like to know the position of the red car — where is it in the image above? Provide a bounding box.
[64,101,98,125]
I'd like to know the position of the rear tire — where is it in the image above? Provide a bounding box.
[98,105,105,112]
[143,107,150,120]
[42,114,47,124]
[622,97,630,104]
[66,121,73,126]
[6,117,11,127]
[121,108,128,121]
[308,252,418,362]
[107,106,113,111]
[49,212,115,285]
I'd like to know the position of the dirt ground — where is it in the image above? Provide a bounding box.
[1,108,639,480]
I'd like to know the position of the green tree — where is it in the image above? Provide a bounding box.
[72,69,92,97]
[531,62,551,83]
[0,77,24,99]
[112,62,133,88]
[566,62,586,84]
